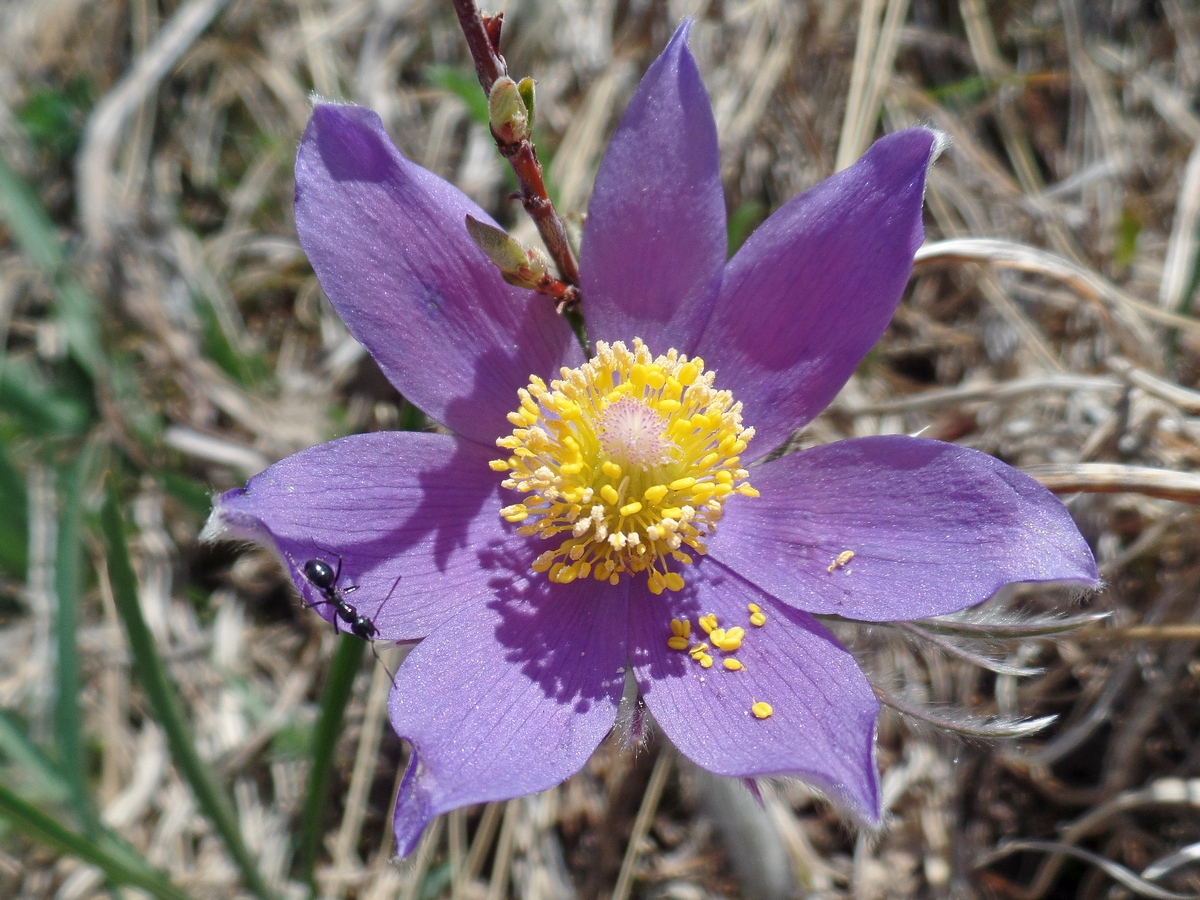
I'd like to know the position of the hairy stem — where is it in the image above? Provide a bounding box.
[449,0,581,289]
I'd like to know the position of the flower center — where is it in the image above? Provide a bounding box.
[491,339,758,594]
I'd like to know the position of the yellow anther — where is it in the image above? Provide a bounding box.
[669,477,696,491]
[688,642,709,658]
[601,460,622,480]
[750,612,767,627]
[489,459,509,471]
[751,701,773,719]
[667,636,689,651]
[678,361,700,385]
[699,614,718,634]
[698,654,713,668]
[737,485,760,498]
[828,550,855,573]
[600,484,620,506]
[709,627,726,646]
[723,658,744,671]
[501,504,529,522]
[661,507,684,519]
[670,617,690,638]
[619,501,643,517]
[748,603,761,614]
[663,572,685,592]
[644,484,668,504]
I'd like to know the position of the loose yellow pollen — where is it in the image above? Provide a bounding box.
[493,339,756,592]
[828,549,855,573]
[666,610,774,719]
[752,700,773,719]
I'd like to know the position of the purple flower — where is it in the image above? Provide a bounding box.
[203,23,1098,855]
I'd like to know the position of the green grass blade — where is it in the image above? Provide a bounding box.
[0,783,192,900]
[0,710,71,804]
[0,357,93,438]
[54,447,99,838]
[0,155,102,378]
[297,634,366,892]
[0,151,64,273]
[0,440,29,579]
[100,477,278,900]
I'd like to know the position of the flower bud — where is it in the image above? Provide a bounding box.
[488,76,529,143]
[517,76,536,133]
[465,215,547,289]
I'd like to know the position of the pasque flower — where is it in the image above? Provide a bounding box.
[204,23,1098,854]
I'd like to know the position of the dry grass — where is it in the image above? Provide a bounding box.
[3,0,1200,897]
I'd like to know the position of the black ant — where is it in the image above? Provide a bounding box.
[299,555,379,641]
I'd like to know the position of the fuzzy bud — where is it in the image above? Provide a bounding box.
[465,215,548,289]
[488,76,529,143]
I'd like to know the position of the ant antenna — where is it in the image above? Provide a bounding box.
[283,548,403,679]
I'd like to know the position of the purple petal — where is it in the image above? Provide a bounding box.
[295,103,583,446]
[390,578,629,856]
[580,21,725,355]
[206,432,522,641]
[628,560,880,821]
[709,436,1099,621]
[697,128,937,460]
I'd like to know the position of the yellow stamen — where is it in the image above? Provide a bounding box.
[492,339,757,591]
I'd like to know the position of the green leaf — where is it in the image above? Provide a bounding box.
[727,201,766,255]
[425,65,490,126]
[16,78,92,160]
[160,470,216,520]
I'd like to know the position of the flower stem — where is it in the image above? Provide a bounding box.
[449,0,581,290]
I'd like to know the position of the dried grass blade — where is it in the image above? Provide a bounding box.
[1159,141,1200,312]
[612,747,674,900]
[1023,462,1200,504]
[975,839,1198,900]
[914,237,1174,352]
[100,477,278,900]
[836,0,883,172]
